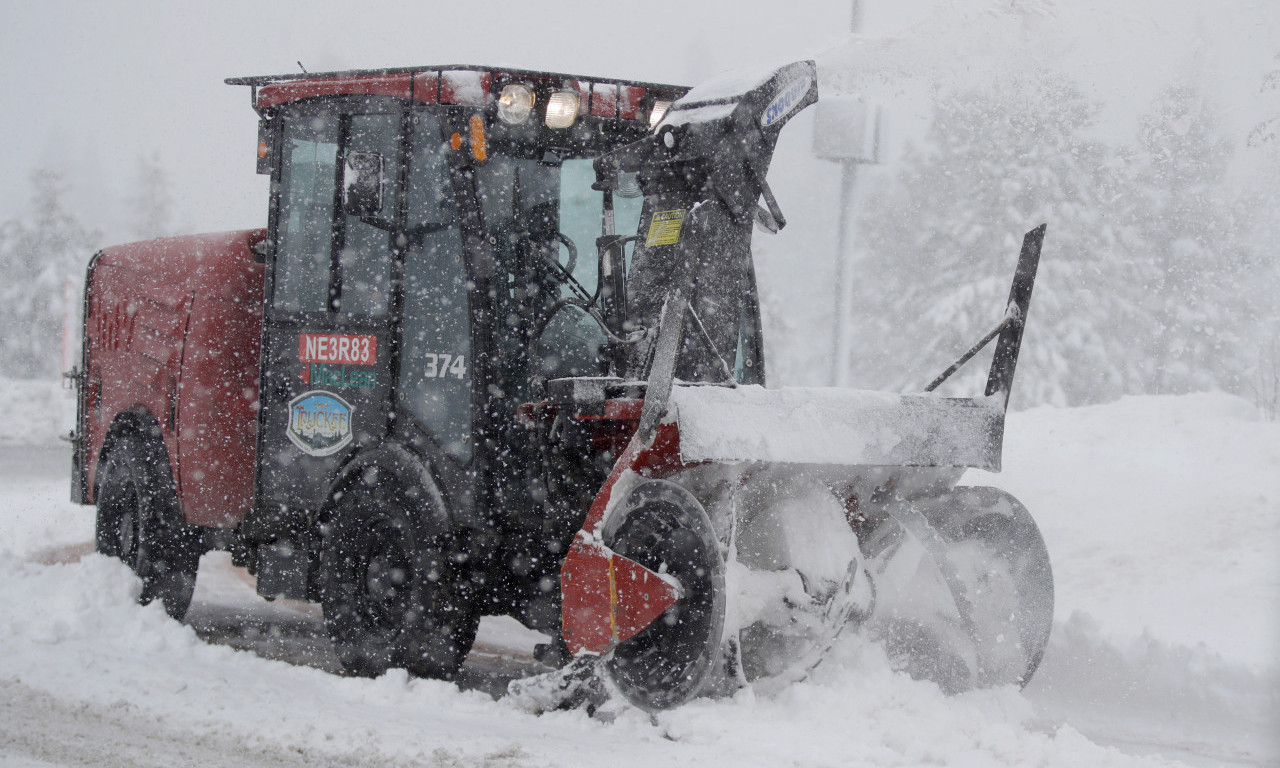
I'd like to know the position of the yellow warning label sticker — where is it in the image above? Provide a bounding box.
[645,209,687,247]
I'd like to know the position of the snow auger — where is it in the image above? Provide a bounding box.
[516,61,1053,710]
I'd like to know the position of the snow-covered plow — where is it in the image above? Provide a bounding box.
[519,61,1054,710]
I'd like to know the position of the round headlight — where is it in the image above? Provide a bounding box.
[498,83,535,125]
[648,100,673,131]
[545,90,581,129]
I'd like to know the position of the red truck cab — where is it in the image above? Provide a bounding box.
[71,64,691,680]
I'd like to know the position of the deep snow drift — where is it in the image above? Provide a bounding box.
[0,380,1276,767]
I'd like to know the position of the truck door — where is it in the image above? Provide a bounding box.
[256,104,404,512]
[396,114,471,464]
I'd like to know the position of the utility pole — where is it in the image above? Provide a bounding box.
[814,0,880,386]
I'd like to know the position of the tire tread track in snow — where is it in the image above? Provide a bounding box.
[0,677,536,768]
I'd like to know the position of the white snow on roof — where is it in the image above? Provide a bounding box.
[677,63,784,106]
[659,101,737,129]
[441,70,488,105]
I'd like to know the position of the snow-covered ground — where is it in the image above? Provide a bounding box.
[0,379,1276,767]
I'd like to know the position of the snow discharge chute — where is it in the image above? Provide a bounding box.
[516,60,1054,711]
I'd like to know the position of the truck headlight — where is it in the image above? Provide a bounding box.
[545,90,580,129]
[497,83,535,125]
[648,100,673,131]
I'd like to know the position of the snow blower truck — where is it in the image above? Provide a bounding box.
[69,60,1053,711]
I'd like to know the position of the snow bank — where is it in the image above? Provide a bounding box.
[0,378,75,445]
[0,392,1275,766]
[1029,612,1279,765]
[0,468,88,559]
[0,550,1186,768]
[972,392,1280,672]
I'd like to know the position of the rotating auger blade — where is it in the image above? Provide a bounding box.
[603,480,727,712]
[862,486,1054,693]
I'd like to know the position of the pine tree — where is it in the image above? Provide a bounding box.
[849,73,1148,407]
[1247,54,1280,151]
[1128,81,1247,394]
[127,152,175,241]
[0,169,100,379]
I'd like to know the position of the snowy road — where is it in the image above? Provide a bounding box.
[1,393,1277,767]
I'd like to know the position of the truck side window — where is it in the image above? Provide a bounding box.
[274,115,339,313]
[336,113,398,316]
[399,116,471,460]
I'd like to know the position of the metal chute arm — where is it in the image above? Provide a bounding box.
[985,224,1046,409]
[923,224,1046,413]
[923,303,1019,394]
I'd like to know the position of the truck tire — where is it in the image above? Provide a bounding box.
[95,432,201,621]
[319,468,478,679]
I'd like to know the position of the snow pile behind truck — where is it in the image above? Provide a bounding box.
[0,378,75,445]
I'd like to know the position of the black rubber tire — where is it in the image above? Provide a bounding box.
[318,468,478,679]
[602,480,726,711]
[94,432,201,621]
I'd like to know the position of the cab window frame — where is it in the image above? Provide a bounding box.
[265,96,410,320]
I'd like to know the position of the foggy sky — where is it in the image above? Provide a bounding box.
[1,0,1276,245]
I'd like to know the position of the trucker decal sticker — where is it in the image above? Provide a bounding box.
[286,391,354,456]
[299,333,377,366]
[645,210,686,247]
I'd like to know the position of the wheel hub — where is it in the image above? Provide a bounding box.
[360,523,413,630]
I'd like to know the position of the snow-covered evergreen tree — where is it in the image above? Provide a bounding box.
[0,169,100,379]
[1240,58,1280,418]
[1247,53,1280,151]
[848,74,1147,407]
[127,152,174,241]
[1127,81,1249,395]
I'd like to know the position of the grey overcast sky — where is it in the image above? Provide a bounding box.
[1,0,1276,244]
[0,0,861,240]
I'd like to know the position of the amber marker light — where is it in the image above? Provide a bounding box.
[450,132,463,151]
[469,115,487,161]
